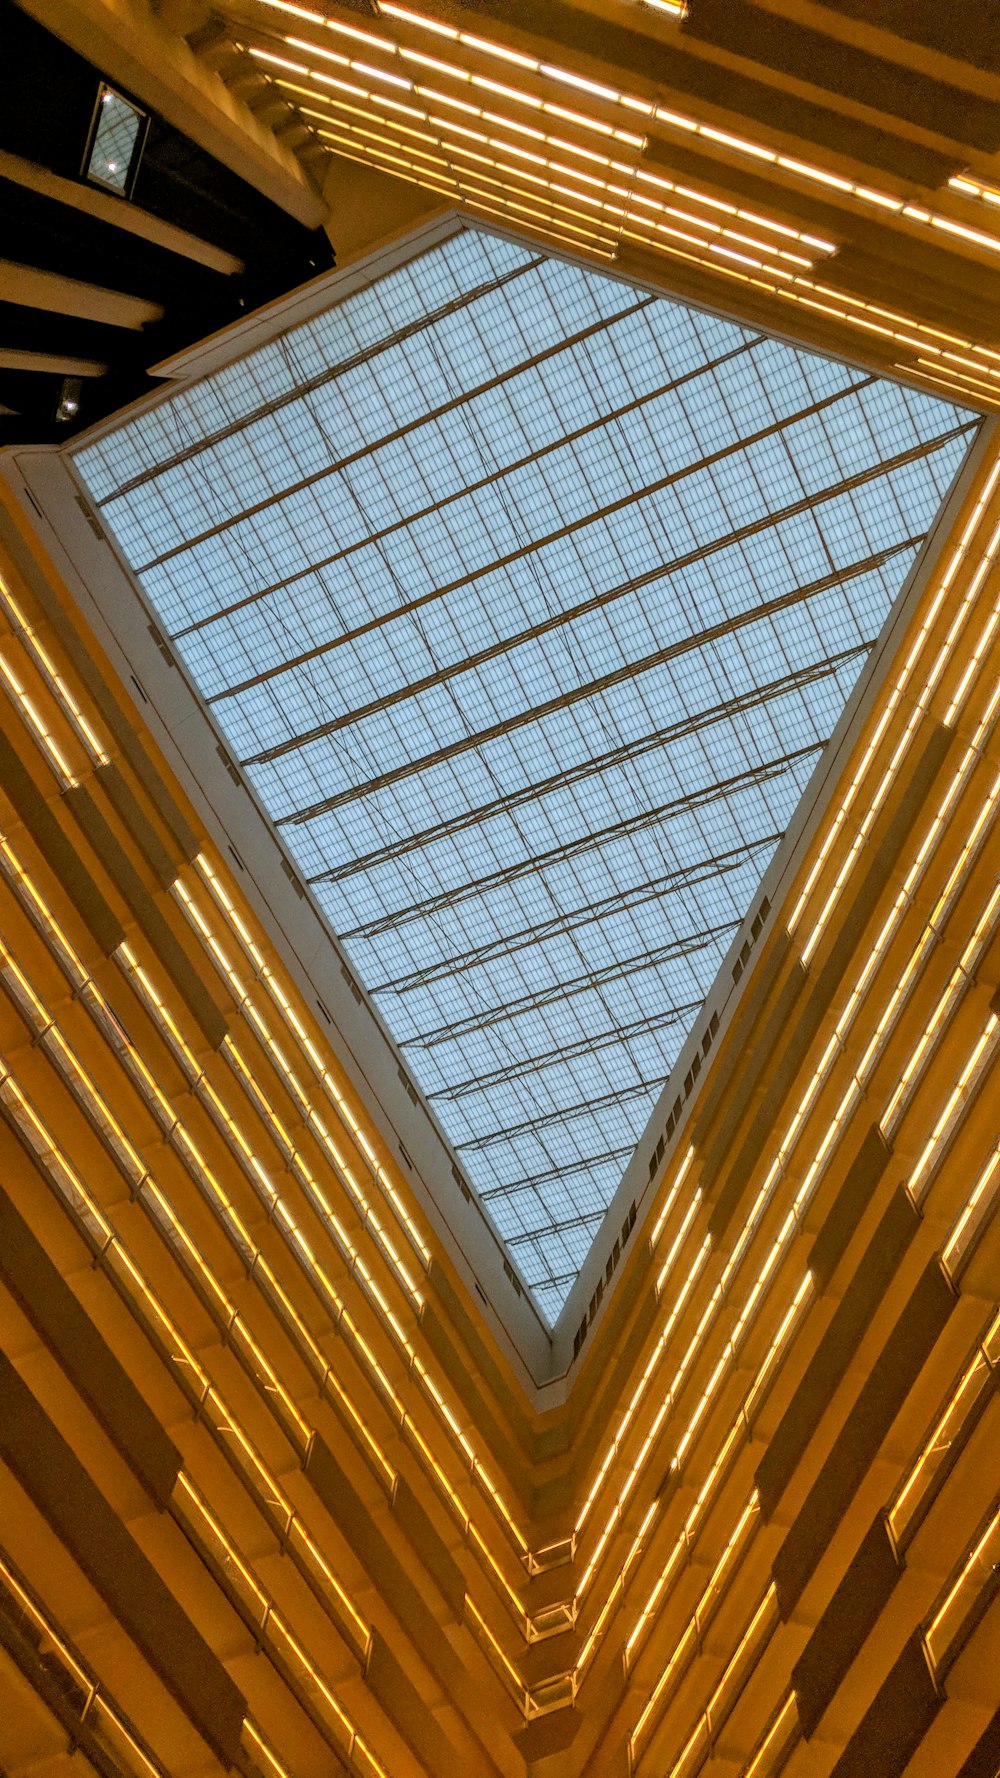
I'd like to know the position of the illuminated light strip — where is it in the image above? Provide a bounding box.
[306,109,618,257]
[243,1721,294,1778]
[445,120,811,263]
[172,1475,390,1776]
[881,879,1000,1138]
[787,465,1000,954]
[0,1555,165,1778]
[0,955,375,1661]
[596,715,1000,1649]
[252,27,646,145]
[302,84,818,271]
[796,579,1000,968]
[949,173,1000,218]
[0,582,527,1617]
[313,120,623,245]
[193,855,432,1269]
[626,215,1000,385]
[0,570,109,765]
[924,346,1000,388]
[572,1496,657,1678]
[651,1144,696,1246]
[906,364,1000,408]
[942,1134,1000,1277]
[801,279,1000,360]
[661,1116,996,1756]
[635,167,832,252]
[124,906,531,1610]
[574,1232,712,1591]
[309,100,800,284]
[255,40,832,265]
[0,831,402,1500]
[301,92,442,149]
[660,1584,780,1776]
[257,37,835,272]
[303,102,626,243]
[0,645,77,785]
[3,273,989,1692]
[0,1073,387,1725]
[906,1014,999,1206]
[741,1693,801,1778]
[3,476,989,1664]
[597,1270,812,1682]
[925,1494,1000,1670]
[629,1490,760,1748]
[889,1308,1000,1550]
[374,1,1000,257]
[575,1199,706,1541]
[465,1595,530,1711]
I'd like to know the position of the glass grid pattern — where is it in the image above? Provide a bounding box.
[74,229,975,1323]
[87,86,143,193]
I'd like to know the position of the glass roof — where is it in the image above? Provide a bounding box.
[74,226,976,1324]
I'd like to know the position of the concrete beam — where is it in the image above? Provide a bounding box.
[0,347,108,375]
[0,149,243,275]
[0,261,162,329]
[17,0,328,228]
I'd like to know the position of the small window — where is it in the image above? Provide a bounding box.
[84,84,147,195]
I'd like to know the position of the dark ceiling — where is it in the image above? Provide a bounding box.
[0,0,333,444]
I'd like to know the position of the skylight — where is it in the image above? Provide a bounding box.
[73,226,976,1323]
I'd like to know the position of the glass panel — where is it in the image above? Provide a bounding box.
[86,84,144,193]
[74,227,977,1322]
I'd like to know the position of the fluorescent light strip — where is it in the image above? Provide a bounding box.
[905,366,1000,409]
[0,645,77,785]
[3,440,989,1678]
[572,676,1000,1601]
[171,1474,390,1774]
[914,358,1000,402]
[630,1491,761,1747]
[742,1693,801,1778]
[300,83,819,269]
[0,569,109,764]
[373,2,1000,257]
[789,477,1000,960]
[294,95,621,247]
[662,1584,780,1776]
[0,942,374,1653]
[252,31,836,263]
[0,833,531,1646]
[0,1556,165,1778]
[589,1272,812,1687]
[950,173,1000,213]
[0,828,409,1506]
[195,854,432,1267]
[889,1308,1000,1550]
[0,1062,387,1773]
[925,1494,1000,1671]
[310,122,621,252]
[943,1135,1000,1276]
[881,880,1000,1139]
[309,103,810,284]
[906,1014,1000,1206]
[177,868,530,1557]
[637,993,1000,1748]
[598,691,1000,1661]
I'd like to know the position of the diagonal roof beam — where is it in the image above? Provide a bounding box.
[0,149,243,275]
[0,348,108,376]
[18,0,327,227]
[0,261,162,329]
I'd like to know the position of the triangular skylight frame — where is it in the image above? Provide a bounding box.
[63,211,980,1358]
